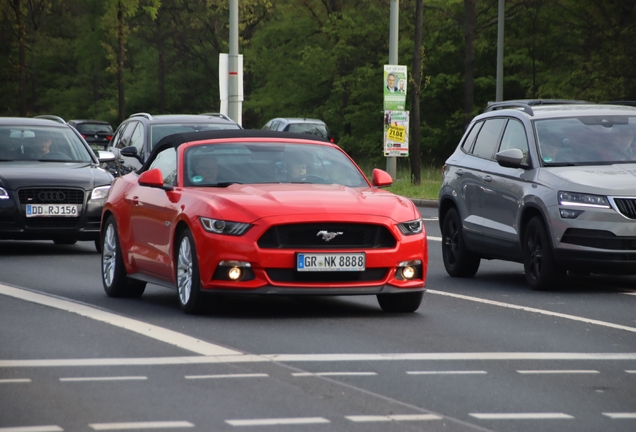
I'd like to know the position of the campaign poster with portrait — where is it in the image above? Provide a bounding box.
[384,110,409,157]
[383,65,407,111]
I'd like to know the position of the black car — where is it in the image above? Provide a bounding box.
[0,117,115,251]
[68,119,114,151]
[107,112,241,176]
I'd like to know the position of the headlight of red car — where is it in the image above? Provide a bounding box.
[397,218,423,235]
[199,217,252,235]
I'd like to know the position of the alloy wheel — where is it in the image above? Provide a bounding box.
[177,236,193,305]
[102,224,117,287]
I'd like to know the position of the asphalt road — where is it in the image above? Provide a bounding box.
[1,206,635,432]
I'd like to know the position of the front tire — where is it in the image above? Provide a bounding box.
[441,208,480,277]
[377,291,424,313]
[101,216,146,298]
[523,217,565,290]
[175,229,204,314]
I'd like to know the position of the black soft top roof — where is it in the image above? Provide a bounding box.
[142,129,331,171]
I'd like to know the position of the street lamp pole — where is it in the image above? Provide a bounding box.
[496,0,504,102]
[228,0,240,123]
[386,0,399,178]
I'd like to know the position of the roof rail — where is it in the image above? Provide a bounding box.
[199,112,233,122]
[602,100,636,107]
[129,112,153,120]
[33,115,66,124]
[485,101,535,116]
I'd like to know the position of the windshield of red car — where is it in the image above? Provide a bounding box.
[183,142,368,187]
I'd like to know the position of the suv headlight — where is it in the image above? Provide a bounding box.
[397,218,423,235]
[90,185,111,201]
[558,191,610,208]
[200,217,252,236]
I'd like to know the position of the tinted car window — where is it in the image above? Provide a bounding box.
[461,121,483,152]
[472,118,506,159]
[149,147,177,185]
[499,119,529,164]
[150,123,240,150]
[129,122,145,153]
[75,123,113,134]
[116,122,137,149]
[287,123,329,139]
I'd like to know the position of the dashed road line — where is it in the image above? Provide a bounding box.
[427,236,442,242]
[225,417,330,426]
[603,413,636,419]
[59,376,147,382]
[407,370,487,375]
[185,373,268,379]
[0,427,63,432]
[0,283,240,356]
[292,372,377,377]
[0,378,31,383]
[626,370,636,373]
[470,413,574,420]
[88,421,194,430]
[517,370,599,374]
[345,414,442,422]
[428,289,636,334]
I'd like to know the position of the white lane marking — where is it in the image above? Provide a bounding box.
[0,427,63,432]
[88,421,194,430]
[623,292,636,296]
[0,378,31,383]
[185,373,268,379]
[407,371,487,375]
[428,289,636,334]
[292,372,376,377]
[603,413,636,419]
[517,370,599,374]
[626,370,636,373]
[0,283,240,356]
[60,376,147,382]
[470,413,574,420]
[421,217,438,221]
[427,236,442,242]
[225,417,329,426]
[2,352,636,368]
[346,414,442,422]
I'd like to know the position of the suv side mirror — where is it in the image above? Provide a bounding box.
[120,146,142,161]
[496,148,527,169]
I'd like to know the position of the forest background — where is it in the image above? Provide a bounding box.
[2,0,635,174]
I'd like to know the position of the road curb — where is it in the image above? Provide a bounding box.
[410,198,438,208]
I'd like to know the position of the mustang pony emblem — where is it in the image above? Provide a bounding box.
[316,230,343,242]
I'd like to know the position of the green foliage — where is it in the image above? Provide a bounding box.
[0,0,635,168]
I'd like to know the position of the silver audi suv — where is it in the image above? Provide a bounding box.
[438,100,636,290]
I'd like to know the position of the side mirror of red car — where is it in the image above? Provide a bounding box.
[139,168,172,190]
[372,168,393,187]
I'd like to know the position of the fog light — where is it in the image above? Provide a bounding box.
[401,266,416,280]
[560,208,583,219]
[228,267,242,280]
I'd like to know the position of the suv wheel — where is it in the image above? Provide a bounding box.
[523,217,565,290]
[441,208,480,277]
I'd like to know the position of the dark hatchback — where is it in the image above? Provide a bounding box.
[0,118,115,251]
[68,119,114,151]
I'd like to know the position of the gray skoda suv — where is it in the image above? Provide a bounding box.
[439,100,636,290]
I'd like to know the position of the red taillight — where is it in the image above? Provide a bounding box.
[106,135,113,141]
[81,134,87,138]
[441,164,446,179]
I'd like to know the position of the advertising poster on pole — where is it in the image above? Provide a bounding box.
[383,65,407,110]
[384,110,409,157]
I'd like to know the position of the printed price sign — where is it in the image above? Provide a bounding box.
[383,110,409,157]
[387,125,406,143]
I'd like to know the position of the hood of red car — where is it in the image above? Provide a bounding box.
[188,183,417,222]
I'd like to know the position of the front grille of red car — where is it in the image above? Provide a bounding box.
[257,223,396,249]
[265,268,389,283]
[614,198,636,219]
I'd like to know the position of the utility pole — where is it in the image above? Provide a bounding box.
[496,0,504,102]
[386,0,399,178]
[228,0,240,123]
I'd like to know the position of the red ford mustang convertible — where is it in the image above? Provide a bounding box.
[100,130,428,314]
